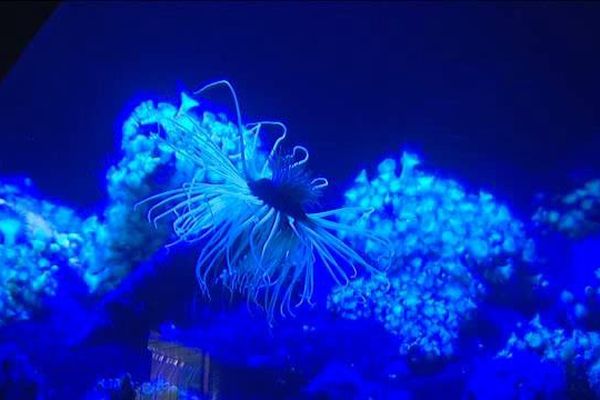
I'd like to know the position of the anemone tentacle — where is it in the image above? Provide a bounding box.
[142,81,389,320]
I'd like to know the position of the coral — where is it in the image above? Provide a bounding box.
[497,239,600,397]
[329,152,535,361]
[77,98,195,292]
[532,179,600,238]
[329,260,482,361]
[499,315,600,396]
[499,315,600,365]
[339,152,535,283]
[556,267,600,330]
[0,180,85,325]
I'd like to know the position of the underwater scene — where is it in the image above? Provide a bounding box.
[1,2,600,399]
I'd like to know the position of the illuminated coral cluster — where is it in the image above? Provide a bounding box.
[340,153,536,282]
[532,179,600,238]
[0,180,85,324]
[328,260,481,360]
[329,153,535,360]
[502,267,600,396]
[496,200,600,396]
[77,98,196,292]
[556,268,600,328]
[498,315,600,396]
[499,316,600,364]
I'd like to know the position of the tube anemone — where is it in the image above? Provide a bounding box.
[140,81,387,320]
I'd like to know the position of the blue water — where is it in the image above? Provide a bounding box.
[1,3,599,399]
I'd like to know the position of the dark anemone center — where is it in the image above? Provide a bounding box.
[249,178,309,220]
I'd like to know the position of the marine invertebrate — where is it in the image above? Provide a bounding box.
[142,81,383,319]
[496,241,600,397]
[77,97,196,292]
[0,180,85,325]
[499,315,600,397]
[532,179,600,238]
[498,315,600,364]
[329,260,482,360]
[556,267,600,329]
[340,152,536,284]
[328,153,536,360]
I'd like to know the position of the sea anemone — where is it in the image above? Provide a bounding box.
[140,81,384,319]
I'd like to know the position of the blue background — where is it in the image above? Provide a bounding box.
[1,2,599,216]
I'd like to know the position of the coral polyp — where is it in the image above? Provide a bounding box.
[142,81,383,319]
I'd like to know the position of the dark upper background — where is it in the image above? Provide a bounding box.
[0,2,599,216]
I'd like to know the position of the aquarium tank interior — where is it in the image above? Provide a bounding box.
[1,2,600,399]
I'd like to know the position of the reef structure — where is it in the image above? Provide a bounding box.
[0,180,85,325]
[328,152,536,361]
[499,315,600,397]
